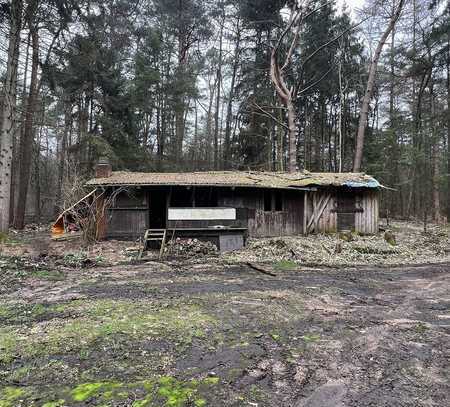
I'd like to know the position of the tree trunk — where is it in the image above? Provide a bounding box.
[430,81,440,222]
[353,0,405,172]
[0,0,22,232]
[388,17,398,216]
[174,28,189,166]
[286,99,297,172]
[338,55,344,172]
[270,47,297,173]
[223,18,241,170]
[34,126,41,223]
[10,33,30,226]
[206,75,216,167]
[277,109,284,171]
[269,8,302,173]
[447,34,450,222]
[213,9,224,170]
[174,103,184,165]
[14,26,39,230]
[192,100,198,166]
[55,97,71,214]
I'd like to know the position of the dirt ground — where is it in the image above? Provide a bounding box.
[0,253,449,406]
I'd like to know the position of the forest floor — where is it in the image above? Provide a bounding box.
[0,255,449,406]
[0,221,449,406]
[1,220,449,268]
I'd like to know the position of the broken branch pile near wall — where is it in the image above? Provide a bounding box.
[224,221,450,267]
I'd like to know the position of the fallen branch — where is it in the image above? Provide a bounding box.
[321,243,332,255]
[246,262,277,277]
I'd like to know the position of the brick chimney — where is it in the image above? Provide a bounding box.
[95,157,112,178]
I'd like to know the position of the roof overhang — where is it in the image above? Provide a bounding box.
[86,171,381,190]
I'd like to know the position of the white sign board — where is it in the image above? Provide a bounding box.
[168,207,236,221]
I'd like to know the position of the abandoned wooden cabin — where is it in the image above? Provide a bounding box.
[68,160,381,251]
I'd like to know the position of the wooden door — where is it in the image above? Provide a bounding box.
[336,192,356,231]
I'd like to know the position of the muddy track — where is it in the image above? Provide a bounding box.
[0,261,449,406]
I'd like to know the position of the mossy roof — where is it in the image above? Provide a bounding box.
[86,171,380,190]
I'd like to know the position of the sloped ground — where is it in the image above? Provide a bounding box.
[0,257,449,406]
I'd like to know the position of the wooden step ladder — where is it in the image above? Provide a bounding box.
[138,229,167,259]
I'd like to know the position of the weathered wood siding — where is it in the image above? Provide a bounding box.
[102,185,378,239]
[305,191,337,233]
[219,188,304,237]
[355,190,379,234]
[317,195,337,232]
[305,188,379,234]
[106,188,149,238]
[107,209,148,237]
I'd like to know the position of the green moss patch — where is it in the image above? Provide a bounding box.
[273,260,298,271]
[71,381,122,402]
[0,299,216,364]
[0,387,27,407]
[0,233,20,245]
[0,376,220,406]
[301,333,321,343]
[30,269,66,281]
[42,400,65,407]
[155,376,219,407]
[0,256,66,295]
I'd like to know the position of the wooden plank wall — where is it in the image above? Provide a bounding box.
[106,188,149,238]
[305,189,379,234]
[103,186,379,238]
[107,209,148,238]
[355,190,379,234]
[305,191,337,233]
[219,188,304,237]
[317,194,337,232]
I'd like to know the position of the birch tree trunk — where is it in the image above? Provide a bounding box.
[0,0,22,233]
[353,0,405,172]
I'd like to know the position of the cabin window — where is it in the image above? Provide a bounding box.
[170,187,219,207]
[264,190,283,212]
[264,190,272,212]
[274,191,283,211]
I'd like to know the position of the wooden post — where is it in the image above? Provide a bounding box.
[314,193,319,233]
[303,192,308,235]
[95,191,107,240]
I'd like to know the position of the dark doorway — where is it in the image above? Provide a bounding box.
[336,191,356,231]
[149,188,167,229]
